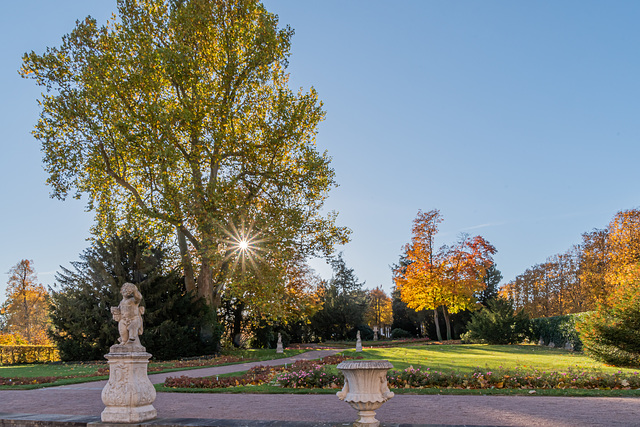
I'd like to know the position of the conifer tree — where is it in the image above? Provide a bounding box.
[50,234,217,361]
[310,254,367,340]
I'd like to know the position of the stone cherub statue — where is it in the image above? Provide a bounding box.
[110,283,145,349]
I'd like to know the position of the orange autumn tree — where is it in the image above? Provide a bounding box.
[439,234,497,339]
[2,260,51,345]
[365,286,393,335]
[394,210,496,341]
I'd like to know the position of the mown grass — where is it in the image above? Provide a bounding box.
[0,348,307,389]
[157,344,640,397]
[341,344,639,375]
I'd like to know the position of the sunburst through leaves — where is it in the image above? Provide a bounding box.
[220,219,268,275]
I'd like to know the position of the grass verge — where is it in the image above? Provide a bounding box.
[157,344,640,397]
[0,348,308,390]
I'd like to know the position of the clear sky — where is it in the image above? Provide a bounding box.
[2,1,640,303]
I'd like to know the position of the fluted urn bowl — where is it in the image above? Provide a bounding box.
[336,360,394,427]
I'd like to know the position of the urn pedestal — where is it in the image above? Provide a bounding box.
[336,360,394,427]
[101,346,157,423]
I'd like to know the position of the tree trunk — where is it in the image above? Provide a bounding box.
[196,261,214,307]
[232,301,245,348]
[442,306,452,341]
[433,308,442,341]
[195,259,218,343]
[177,228,196,294]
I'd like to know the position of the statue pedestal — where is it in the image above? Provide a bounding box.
[101,346,157,423]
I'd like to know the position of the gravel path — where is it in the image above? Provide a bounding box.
[1,349,639,426]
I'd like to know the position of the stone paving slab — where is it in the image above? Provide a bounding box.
[0,413,492,427]
[2,349,639,426]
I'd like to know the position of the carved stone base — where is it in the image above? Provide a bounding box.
[101,404,157,423]
[101,351,156,423]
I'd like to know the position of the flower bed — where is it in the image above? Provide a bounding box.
[0,376,62,386]
[386,366,640,390]
[163,354,360,389]
[164,365,286,388]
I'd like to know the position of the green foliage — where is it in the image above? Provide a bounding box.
[391,328,413,339]
[390,288,421,337]
[577,281,640,367]
[530,313,585,351]
[477,264,502,305]
[21,0,350,307]
[49,234,219,361]
[350,324,374,341]
[461,298,529,345]
[310,254,368,341]
[250,321,291,349]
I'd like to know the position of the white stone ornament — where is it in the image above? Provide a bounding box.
[101,283,157,423]
[276,332,284,354]
[337,360,394,427]
[356,330,363,352]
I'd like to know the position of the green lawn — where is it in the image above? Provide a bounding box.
[5,344,640,396]
[155,344,640,397]
[0,348,307,389]
[342,344,640,375]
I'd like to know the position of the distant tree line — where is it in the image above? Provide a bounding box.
[501,209,640,318]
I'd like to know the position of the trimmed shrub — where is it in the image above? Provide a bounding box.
[391,328,413,339]
[0,345,59,365]
[349,325,374,341]
[461,298,529,344]
[530,313,586,351]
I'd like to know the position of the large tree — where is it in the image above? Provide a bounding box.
[2,260,51,344]
[364,286,393,334]
[21,0,349,309]
[395,210,496,340]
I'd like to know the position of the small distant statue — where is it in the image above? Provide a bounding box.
[276,332,284,354]
[356,330,362,352]
[111,283,145,347]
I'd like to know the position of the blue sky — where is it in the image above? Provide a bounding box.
[2,1,640,303]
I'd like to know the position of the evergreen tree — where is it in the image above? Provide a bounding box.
[390,286,422,337]
[462,298,529,345]
[477,264,503,305]
[49,234,218,361]
[310,254,367,340]
[577,279,640,367]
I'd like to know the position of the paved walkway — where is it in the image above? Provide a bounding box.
[1,349,639,426]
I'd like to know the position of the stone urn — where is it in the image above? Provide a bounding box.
[336,360,394,427]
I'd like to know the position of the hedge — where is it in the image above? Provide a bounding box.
[529,313,587,351]
[0,345,60,365]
